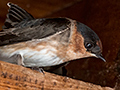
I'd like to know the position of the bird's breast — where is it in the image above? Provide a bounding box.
[23,48,64,67]
[0,40,66,67]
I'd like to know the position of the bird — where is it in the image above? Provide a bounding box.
[0,2,105,73]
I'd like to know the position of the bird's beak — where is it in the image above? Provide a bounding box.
[96,54,106,62]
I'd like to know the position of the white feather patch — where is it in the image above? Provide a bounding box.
[0,46,63,67]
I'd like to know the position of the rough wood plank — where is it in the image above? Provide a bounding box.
[0,61,113,90]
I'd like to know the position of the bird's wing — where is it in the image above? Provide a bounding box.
[2,2,34,29]
[0,3,71,46]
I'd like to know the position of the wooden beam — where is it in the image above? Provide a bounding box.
[0,61,113,90]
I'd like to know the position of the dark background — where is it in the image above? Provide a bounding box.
[0,0,120,88]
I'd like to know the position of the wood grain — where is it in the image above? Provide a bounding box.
[0,61,113,90]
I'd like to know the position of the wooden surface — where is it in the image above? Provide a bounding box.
[0,61,113,90]
[0,0,120,89]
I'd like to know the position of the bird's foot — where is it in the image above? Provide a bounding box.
[31,67,45,75]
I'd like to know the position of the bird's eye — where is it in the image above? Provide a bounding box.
[85,43,93,49]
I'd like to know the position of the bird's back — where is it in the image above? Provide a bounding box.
[0,3,71,46]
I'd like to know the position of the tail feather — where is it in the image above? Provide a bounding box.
[3,2,34,29]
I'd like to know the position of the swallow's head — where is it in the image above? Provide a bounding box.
[70,22,106,62]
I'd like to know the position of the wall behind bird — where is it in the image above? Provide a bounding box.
[0,0,120,88]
